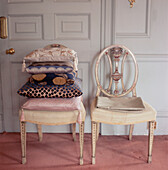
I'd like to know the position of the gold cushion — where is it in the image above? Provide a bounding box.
[20,102,86,125]
[91,98,156,125]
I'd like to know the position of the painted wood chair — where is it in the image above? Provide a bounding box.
[19,44,86,165]
[91,45,157,164]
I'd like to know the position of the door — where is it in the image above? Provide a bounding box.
[0,0,101,132]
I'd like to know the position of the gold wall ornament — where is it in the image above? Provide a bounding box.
[0,16,8,39]
[128,0,135,8]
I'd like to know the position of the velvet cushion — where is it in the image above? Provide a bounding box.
[17,80,83,98]
[30,72,77,86]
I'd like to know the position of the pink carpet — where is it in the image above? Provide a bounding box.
[0,133,167,170]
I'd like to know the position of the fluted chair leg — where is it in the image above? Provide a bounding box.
[129,124,134,140]
[37,124,43,142]
[148,121,155,163]
[79,122,84,165]
[72,123,76,141]
[92,121,97,164]
[20,121,26,164]
[96,123,100,141]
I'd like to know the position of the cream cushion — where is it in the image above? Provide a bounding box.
[91,98,156,125]
[19,102,86,125]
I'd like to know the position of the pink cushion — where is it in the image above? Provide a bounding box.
[22,96,82,111]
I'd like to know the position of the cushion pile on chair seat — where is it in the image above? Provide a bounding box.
[17,44,84,123]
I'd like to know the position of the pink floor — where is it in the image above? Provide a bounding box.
[0,133,167,170]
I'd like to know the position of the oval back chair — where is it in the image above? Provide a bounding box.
[91,45,157,164]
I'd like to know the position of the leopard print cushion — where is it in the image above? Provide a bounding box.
[17,80,82,98]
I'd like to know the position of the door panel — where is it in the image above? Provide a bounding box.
[2,0,101,132]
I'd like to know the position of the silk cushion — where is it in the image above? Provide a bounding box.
[24,47,77,62]
[21,96,82,111]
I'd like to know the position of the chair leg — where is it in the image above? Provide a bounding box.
[20,121,26,164]
[96,123,100,141]
[72,123,76,141]
[79,122,84,165]
[129,124,134,140]
[148,121,155,163]
[37,124,43,142]
[92,121,97,164]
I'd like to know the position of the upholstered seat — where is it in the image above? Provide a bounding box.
[20,102,86,125]
[91,99,156,125]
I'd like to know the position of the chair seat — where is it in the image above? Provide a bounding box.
[19,102,86,125]
[91,98,156,125]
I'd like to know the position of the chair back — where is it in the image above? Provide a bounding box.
[95,45,138,97]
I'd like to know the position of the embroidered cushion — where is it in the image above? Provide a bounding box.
[30,72,77,86]
[26,65,73,74]
[24,47,77,62]
[17,80,83,98]
[21,96,82,111]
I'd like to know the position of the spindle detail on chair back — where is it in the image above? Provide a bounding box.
[95,45,138,97]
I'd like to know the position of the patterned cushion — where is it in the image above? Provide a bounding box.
[17,80,83,98]
[30,72,77,85]
[24,47,77,62]
[30,61,74,68]
[26,65,73,74]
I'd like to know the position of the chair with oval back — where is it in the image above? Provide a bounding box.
[91,44,157,164]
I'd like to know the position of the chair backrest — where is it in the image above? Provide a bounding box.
[95,45,138,97]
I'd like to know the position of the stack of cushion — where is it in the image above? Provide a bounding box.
[17,44,83,99]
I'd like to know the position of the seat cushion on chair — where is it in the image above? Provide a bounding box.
[19,102,86,125]
[21,96,82,111]
[91,98,156,125]
[97,97,145,111]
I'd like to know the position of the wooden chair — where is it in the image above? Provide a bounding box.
[19,44,86,165]
[20,106,85,165]
[91,45,157,164]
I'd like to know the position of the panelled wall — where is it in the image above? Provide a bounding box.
[101,0,168,135]
[1,0,101,132]
[0,0,167,135]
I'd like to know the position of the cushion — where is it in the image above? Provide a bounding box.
[24,47,77,62]
[30,61,74,68]
[21,96,82,111]
[26,65,73,74]
[30,72,77,85]
[17,80,83,98]
[97,97,145,111]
